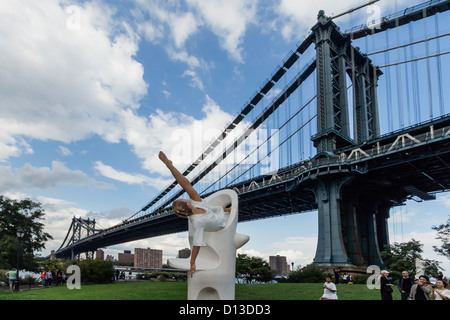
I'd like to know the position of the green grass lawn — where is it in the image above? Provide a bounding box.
[0,281,400,300]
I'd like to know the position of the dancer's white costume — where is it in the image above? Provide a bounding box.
[168,189,249,300]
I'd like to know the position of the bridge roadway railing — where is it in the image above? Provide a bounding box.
[230,114,450,195]
[344,0,450,39]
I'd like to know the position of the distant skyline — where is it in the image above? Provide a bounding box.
[0,0,449,275]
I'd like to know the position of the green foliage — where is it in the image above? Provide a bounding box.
[42,258,67,273]
[380,239,441,280]
[283,264,327,283]
[432,216,450,259]
[236,254,275,283]
[75,259,115,284]
[0,195,53,271]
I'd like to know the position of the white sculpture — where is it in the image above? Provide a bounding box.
[169,189,250,300]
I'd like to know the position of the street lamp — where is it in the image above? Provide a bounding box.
[15,229,24,292]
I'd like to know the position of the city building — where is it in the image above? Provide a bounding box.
[178,248,191,259]
[95,249,104,260]
[118,250,134,265]
[269,255,291,276]
[134,248,163,268]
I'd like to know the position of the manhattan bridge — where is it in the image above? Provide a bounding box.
[53,0,450,269]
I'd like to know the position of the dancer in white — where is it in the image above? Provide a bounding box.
[159,151,230,277]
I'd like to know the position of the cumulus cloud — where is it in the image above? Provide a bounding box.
[0,161,113,192]
[94,161,170,189]
[134,0,259,66]
[238,235,318,268]
[275,0,413,41]
[0,0,147,161]
[438,193,450,208]
[186,0,259,62]
[119,95,235,176]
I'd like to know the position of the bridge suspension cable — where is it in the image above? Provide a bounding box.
[367,32,450,56]
[199,94,318,195]
[378,50,450,68]
[143,58,317,215]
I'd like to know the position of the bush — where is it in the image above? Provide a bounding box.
[76,259,115,284]
[284,265,327,283]
[350,274,370,284]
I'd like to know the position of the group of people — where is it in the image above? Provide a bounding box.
[320,271,450,300]
[39,268,66,287]
[381,270,450,300]
[115,269,132,281]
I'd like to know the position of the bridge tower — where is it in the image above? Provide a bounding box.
[68,217,97,260]
[310,11,387,268]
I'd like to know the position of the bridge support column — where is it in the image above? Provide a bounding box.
[355,200,385,267]
[313,177,354,267]
[340,186,389,268]
[313,177,390,268]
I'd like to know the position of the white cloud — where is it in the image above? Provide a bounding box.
[94,161,170,189]
[182,69,205,91]
[57,146,73,156]
[135,0,258,63]
[239,235,317,268]
[0,0,147,161]
[0,161,112,192]
[438,193,450,208]
[271,236,318,267]
[170,11,199,48]
[275,0,414,41]
[187,0,259,62]
[118,95,234,177]
[166,47,204,69]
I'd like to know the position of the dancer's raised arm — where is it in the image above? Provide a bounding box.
[158,151,201,201]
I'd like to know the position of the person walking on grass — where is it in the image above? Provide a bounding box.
[6,270,17,291]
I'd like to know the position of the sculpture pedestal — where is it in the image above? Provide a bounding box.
[168,189,249,300]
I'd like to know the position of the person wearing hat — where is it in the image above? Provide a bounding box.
[409,275,433,300]
[380,270,394,300]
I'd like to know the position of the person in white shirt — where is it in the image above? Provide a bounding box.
[433,280,450,300]
[321,276,338,300]
[158,151,231,277]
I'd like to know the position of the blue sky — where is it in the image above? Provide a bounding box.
[1,0,449,274]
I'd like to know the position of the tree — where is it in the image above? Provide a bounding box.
[76,259,115,284]
[0,195,53,271]
[236,254,275,283]
[285,264,327,283]
[432,216,450,260]
[380,239,441,280]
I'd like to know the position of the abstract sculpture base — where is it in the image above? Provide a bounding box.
[168,189,249,300]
